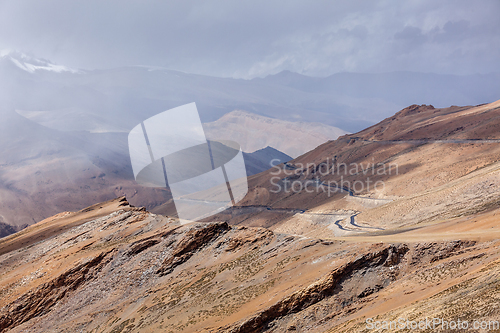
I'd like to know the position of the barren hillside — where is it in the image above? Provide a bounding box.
[205,100,500,241]
[0,197,499,332]
[1,101,500,332]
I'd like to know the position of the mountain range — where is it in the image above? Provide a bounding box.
[2,51,499,133]
[0,99,499,332]
[205,99,500,241]
[0,50,499,237]
[204,110,346,158]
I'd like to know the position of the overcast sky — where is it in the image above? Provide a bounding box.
[0,0,499,78]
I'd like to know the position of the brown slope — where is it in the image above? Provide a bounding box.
[202,100,500,238]
[0,110,173,237]
[1,197,500,332]
[0,196,137,257]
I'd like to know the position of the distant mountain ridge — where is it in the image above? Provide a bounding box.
[0,50,499,235]
[243,146,292,176]
[204,110,348,157]
[0,50,82,74]
[257,69,500,111]
[207,99,500,238]
[2,51,499,133]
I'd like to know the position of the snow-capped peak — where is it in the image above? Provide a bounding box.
[0,50,83,74]
[0,49,12,57]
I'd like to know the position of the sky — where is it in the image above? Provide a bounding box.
[0,0,499,78]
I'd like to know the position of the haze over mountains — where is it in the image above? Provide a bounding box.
[0,51,499,236]
[2,51,499,133]
[206,99,500,241]
[1,51,499,331]
[204,110,346,158]
[1,0,499,330]
[1,99,500,331]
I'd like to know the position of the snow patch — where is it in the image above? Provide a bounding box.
[21,60,82,74]
[0,49,12,57]
[2,50,83,74]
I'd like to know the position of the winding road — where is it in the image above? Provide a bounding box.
[176,177,390,233]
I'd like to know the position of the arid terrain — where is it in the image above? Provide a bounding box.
[1,199,500,332]
[1,100,499,332]
[0,108,291,235]
[208,100,500,239]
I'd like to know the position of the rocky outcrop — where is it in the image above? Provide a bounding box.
[222,244,409,333]
[0,250,114,332]
[225,226,274,252]
[0,198,498,333]
[409,240,476,265]
[156,222,231,276]
[0,222,18,239]
[127,238,160,256]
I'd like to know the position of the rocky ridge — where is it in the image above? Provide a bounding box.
[1,197,499,332]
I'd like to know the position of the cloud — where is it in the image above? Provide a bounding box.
[394,26,426,42]
[0,0,498,78]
